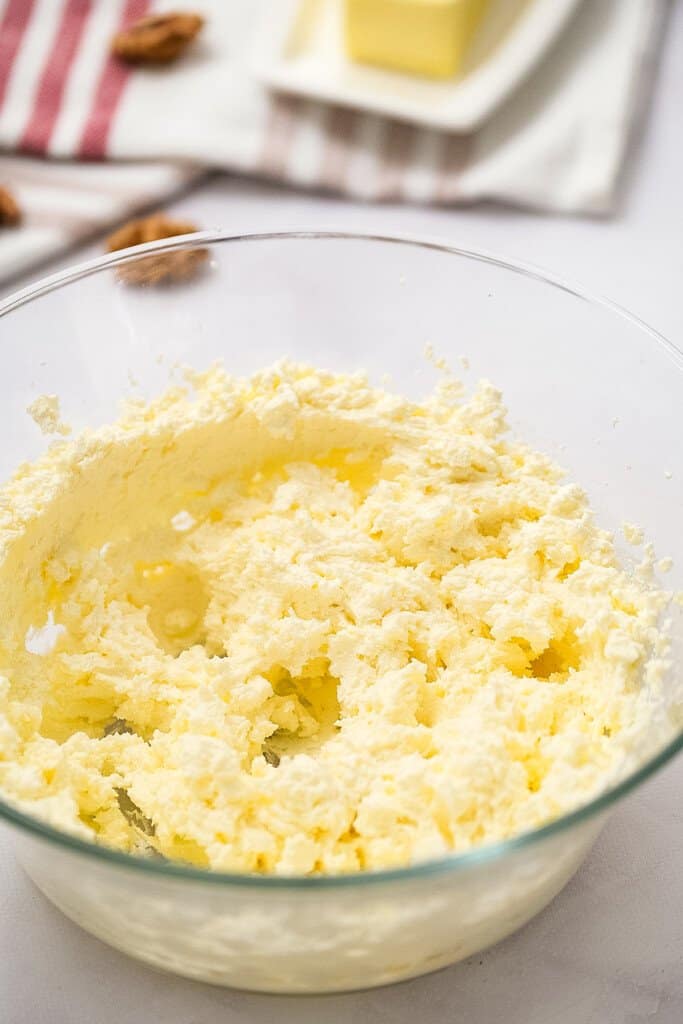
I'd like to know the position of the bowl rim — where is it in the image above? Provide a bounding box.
[0,229,681,889]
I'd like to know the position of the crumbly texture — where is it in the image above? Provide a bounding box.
[26,394,71,437]
[0,363,672,875]
[622,521,644,546]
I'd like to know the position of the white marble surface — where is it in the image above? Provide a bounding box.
[2,4,682,1021]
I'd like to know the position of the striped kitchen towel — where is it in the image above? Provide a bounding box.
[0,0,669,286]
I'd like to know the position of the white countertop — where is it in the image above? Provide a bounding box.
[2,4,682,1021]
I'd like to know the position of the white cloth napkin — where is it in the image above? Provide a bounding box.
[0,0,668,286]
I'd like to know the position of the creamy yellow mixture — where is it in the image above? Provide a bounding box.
[0,363,671,874]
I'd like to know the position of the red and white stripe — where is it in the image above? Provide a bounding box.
[0,0,36,111]
[256,94,446,203]
[1,0,417,198]
[0,0,61,146]
[0,0,666,286]
[0,0,458,284]
[0,0,149,158]
[0,0,198,285]
[78,0,150,158]
[19,0,92,154]
[50,0,133,155]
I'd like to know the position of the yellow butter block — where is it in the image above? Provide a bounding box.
[344,0,489,79]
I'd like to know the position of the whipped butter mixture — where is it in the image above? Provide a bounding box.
[0,363,671,874]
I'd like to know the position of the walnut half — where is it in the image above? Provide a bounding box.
[107,213,208,285]
[112,12,204,65]
[0,186,21,227]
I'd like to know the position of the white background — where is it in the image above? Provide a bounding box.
[1,4,682,1021]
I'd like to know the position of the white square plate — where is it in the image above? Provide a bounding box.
[251,0,583,132]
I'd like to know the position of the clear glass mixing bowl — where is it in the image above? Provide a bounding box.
[0,232,680,994]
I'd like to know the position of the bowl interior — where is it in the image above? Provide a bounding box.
[1,232,681,869]
[4,235,682,571]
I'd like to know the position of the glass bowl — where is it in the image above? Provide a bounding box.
[0,232,680,994]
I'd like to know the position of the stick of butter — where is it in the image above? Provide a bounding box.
[344,0,489,79]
